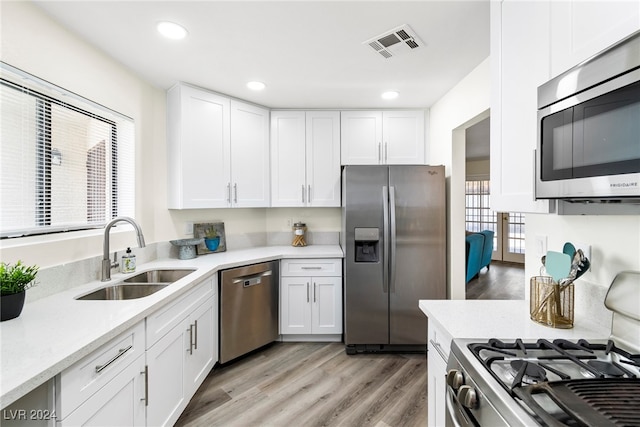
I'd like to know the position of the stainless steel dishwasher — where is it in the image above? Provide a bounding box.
[219,261,279,364]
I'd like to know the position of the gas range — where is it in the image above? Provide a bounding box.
[445,271,640,427]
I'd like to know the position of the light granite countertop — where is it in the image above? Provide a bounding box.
[0,245,343,408]
[419,299,612,350]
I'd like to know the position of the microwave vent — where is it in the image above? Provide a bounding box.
[363,24,425,59]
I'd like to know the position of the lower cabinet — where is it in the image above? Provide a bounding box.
[280,259,342,341]
[427,321,452,427]
[56,276,217,427]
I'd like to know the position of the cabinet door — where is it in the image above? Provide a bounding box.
[167,84,231,209]
[185,297,216,397]
[230,100,270,207]
[306,111,341,207]
[427,342,447,427]
[341,111,382,165]
[382,111,425,165]
[490,0,553,213]
[146,318,188,427]
[550,1,640,78]
[59,355,145,427]
[271,111,306,207]
[280,277,312,334]
[311,276,342,334]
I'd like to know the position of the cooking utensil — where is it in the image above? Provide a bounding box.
[545,251,572,282]
[562,242,576,259]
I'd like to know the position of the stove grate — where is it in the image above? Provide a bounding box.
[515,378,640,427]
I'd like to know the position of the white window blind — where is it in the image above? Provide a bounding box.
[0,62,134,238]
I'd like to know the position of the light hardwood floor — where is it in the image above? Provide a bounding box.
[176,342,427,427]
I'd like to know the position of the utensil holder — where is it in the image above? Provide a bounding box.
[530,276,574,328]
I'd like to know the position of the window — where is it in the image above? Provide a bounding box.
[0,63,134,238]
[465,179,496,233]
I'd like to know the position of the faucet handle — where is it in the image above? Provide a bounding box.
[111,251,119,269]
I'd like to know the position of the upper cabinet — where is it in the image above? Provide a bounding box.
[491,0,639,214]
[271,111,341,207]
[340,110,425,165]
[550,1,640,78]
[167,83,269,209]
[230,100,270,208]
[490,0,553,213]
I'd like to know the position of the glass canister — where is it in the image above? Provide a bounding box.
[292,222,307,247]
[530,276,574,329]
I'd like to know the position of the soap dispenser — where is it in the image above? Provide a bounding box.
[121,247,136,273]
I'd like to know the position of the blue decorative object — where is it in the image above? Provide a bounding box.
[204,237,220,251]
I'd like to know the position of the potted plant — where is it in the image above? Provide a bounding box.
[204,227,220,251]
[1,261,38,321]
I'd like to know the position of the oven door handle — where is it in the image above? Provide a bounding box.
[445,387,474,427]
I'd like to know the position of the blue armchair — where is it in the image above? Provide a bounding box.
[479,230,495,271]
[465,233,484,283]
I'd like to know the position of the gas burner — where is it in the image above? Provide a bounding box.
[510,360,547,387]
[587,360,625,377]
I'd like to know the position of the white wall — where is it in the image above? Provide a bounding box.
[0,1,342,269]
[0,2,164,268]
[428,58,490,299]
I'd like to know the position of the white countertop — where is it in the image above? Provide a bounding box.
[419,299,611,343]
[0,245,342,408]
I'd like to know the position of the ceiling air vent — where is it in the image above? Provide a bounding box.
[363,24,424,59]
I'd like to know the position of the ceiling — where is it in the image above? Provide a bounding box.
[33,1,490,110]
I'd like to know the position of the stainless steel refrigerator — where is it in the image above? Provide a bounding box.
[341,165,446,354]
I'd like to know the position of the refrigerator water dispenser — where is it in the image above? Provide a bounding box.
[354,227,379,263]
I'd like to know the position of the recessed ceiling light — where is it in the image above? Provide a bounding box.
[157,21,188,40]
[247,81,266,91]
[382,91,399,100]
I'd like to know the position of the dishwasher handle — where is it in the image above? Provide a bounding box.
[232,269,273,287]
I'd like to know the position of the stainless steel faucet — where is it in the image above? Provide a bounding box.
[101,216,146,281]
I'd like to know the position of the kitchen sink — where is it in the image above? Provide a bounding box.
[122,268,196,284]
[76,284,168,300]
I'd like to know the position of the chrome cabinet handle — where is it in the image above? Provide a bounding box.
[313,282,316,303]
[226,183,231,203]
[385,142,388,163]
[187,324,194,355]
[306,282,310,303]
[429,339,448,361]
[308,185,311,204]
[140,365,149,406]
[301,185,305,204]
[301,266,322,270]
[233,183,238,204]
[95,345,132,373]
[193,320,198,350]
[378,143,382,164]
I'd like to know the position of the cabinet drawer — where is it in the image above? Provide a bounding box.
[281,259,342,277]
[146,275,216,349]
[56,321,145,420]
[428,320,452,362]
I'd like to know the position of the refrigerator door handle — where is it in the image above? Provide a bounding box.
[389,185,397,293]
[382,185,389,293]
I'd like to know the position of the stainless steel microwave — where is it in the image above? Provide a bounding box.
[536,30,640,203]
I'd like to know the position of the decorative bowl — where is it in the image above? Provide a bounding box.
[170,238,204,260]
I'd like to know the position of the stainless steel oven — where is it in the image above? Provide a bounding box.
[445,271,640,427]
[536,29,640,203]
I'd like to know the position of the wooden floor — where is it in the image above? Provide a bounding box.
[176,261,523,427]
[176,342,427,427]
[465,261,525,300]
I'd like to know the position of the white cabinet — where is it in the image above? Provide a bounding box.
[550,1,640,78]
[489,0,553,213]
[280,259,342,340]
[270,111,340,207]
[340,110,424,165]
[56,321,146,426]
[167,83,231,209]
[426,321,452,427]
[146,277,217,427]
[230,100,270,207]
[167,84,270,209]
